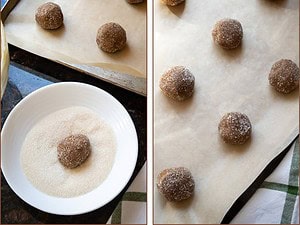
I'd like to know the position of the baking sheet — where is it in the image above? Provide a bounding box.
[3,0,146,85]
[154,0,299,223]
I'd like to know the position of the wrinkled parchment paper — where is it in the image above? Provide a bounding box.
[4,0,146,77]
[154,0,299,223]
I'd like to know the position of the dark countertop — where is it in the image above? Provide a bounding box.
[1,45,147,224]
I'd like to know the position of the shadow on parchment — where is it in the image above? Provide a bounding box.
[212,41,244,62]
[259,0,298,10]
[167,1,186,18]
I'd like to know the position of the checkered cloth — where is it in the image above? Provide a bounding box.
[232,138,299,224]
[107,163,147,224]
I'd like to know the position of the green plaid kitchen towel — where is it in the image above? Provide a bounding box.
[107,163,147,224]
[232,138,299,224]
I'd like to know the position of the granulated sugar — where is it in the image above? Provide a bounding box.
[20,106,116,198]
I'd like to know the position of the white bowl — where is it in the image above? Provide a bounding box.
[1,82,138,215]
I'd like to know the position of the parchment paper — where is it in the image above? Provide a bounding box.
[154,0,299,223]
[4,0,146,77]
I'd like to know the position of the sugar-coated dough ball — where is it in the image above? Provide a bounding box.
[269,59,299,94]
[57,134,91,169]
[218,112,252,145]
[96,22,127,53]
[161,0,185,6]
[35,2,63,30]
[157,167,195,202]
[127,0,144,3]
[212,18,243,49]
[159,66,195,101]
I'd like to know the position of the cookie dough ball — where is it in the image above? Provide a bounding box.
[157,167,195,202]
[35,2,63,30]
[159,66,195,101]
[268,59,299,94]
[161,0,185,6]
[96,22,127,53]
[212,18,243,49]
[218,112,252,145]
[127,0,144,3]
[57,134,91,169]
